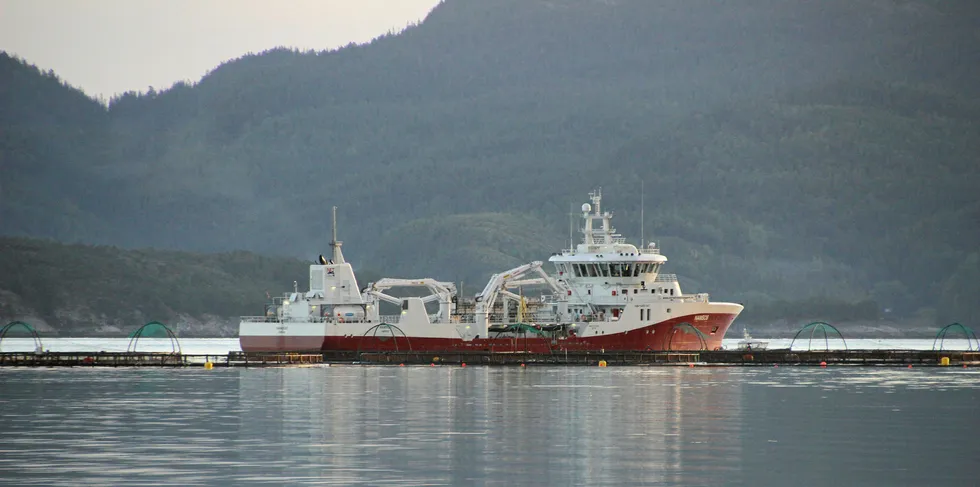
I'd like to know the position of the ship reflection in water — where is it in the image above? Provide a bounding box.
[236,367,744,485]
[0,367,976,485]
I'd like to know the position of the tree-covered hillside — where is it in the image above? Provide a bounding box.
[0,237,315,336]
[1,0,978,329]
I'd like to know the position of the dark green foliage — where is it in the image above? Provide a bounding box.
[739,297,881,324]
[0,237,310,329]
[937,253,980,326]
[1,0,979,327]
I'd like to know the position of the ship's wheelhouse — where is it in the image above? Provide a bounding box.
[557,261,663,279]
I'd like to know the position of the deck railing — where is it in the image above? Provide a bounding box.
[241,316,276,323]
[243,316,387,324]
[560,244,661,255]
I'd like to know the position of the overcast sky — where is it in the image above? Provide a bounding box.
[0,0,441,100]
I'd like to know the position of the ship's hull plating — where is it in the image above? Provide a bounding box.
[239,312,738,353]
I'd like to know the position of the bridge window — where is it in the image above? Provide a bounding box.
[599,263,609,277]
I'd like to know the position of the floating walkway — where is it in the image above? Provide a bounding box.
[0,351,324,367]
[2,320,978,367]
[350,349,980,366]
[1,349,979,367]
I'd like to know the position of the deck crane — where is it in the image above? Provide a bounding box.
[473,261,570,334]
[363,278,457,323]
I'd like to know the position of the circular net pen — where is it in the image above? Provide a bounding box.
[0,321,44,353]
[932,323,979,351]
[127,321,181,354]
[789,321,848,351]
[666,322,709,351]
[357,323,414,353]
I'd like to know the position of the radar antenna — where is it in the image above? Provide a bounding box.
[588,188,602,215]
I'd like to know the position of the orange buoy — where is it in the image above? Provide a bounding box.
[430,363,436,366]
[520,363,526,367]
[461,363,467,367]
[399,363,404,367]
[688,363,694,368]
[820,361,827,367]
[908,364,913,369]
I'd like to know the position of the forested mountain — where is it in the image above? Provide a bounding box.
[0,237,313,336]
[2,0,978,330]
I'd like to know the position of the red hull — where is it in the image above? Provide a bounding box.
[240,313,738,353]
[239,335,325,352]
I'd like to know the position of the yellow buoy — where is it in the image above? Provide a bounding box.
[598,360,607,367]
[940,357,950,367]
[204,361,214,370]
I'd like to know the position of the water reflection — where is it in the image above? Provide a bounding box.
[233,366,745,485]
[737,367,980,486]
[0,366,976,485]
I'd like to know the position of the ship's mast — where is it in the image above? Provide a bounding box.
[583,194,595,246]
[580,188,622,248]
[640,179,644,248]
[330,206,345,264]
[568,201,574,250]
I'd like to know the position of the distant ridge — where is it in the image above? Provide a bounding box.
[1,0,978,327]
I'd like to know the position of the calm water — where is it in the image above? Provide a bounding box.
[1,365,978,486]
[2,337,977,354]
